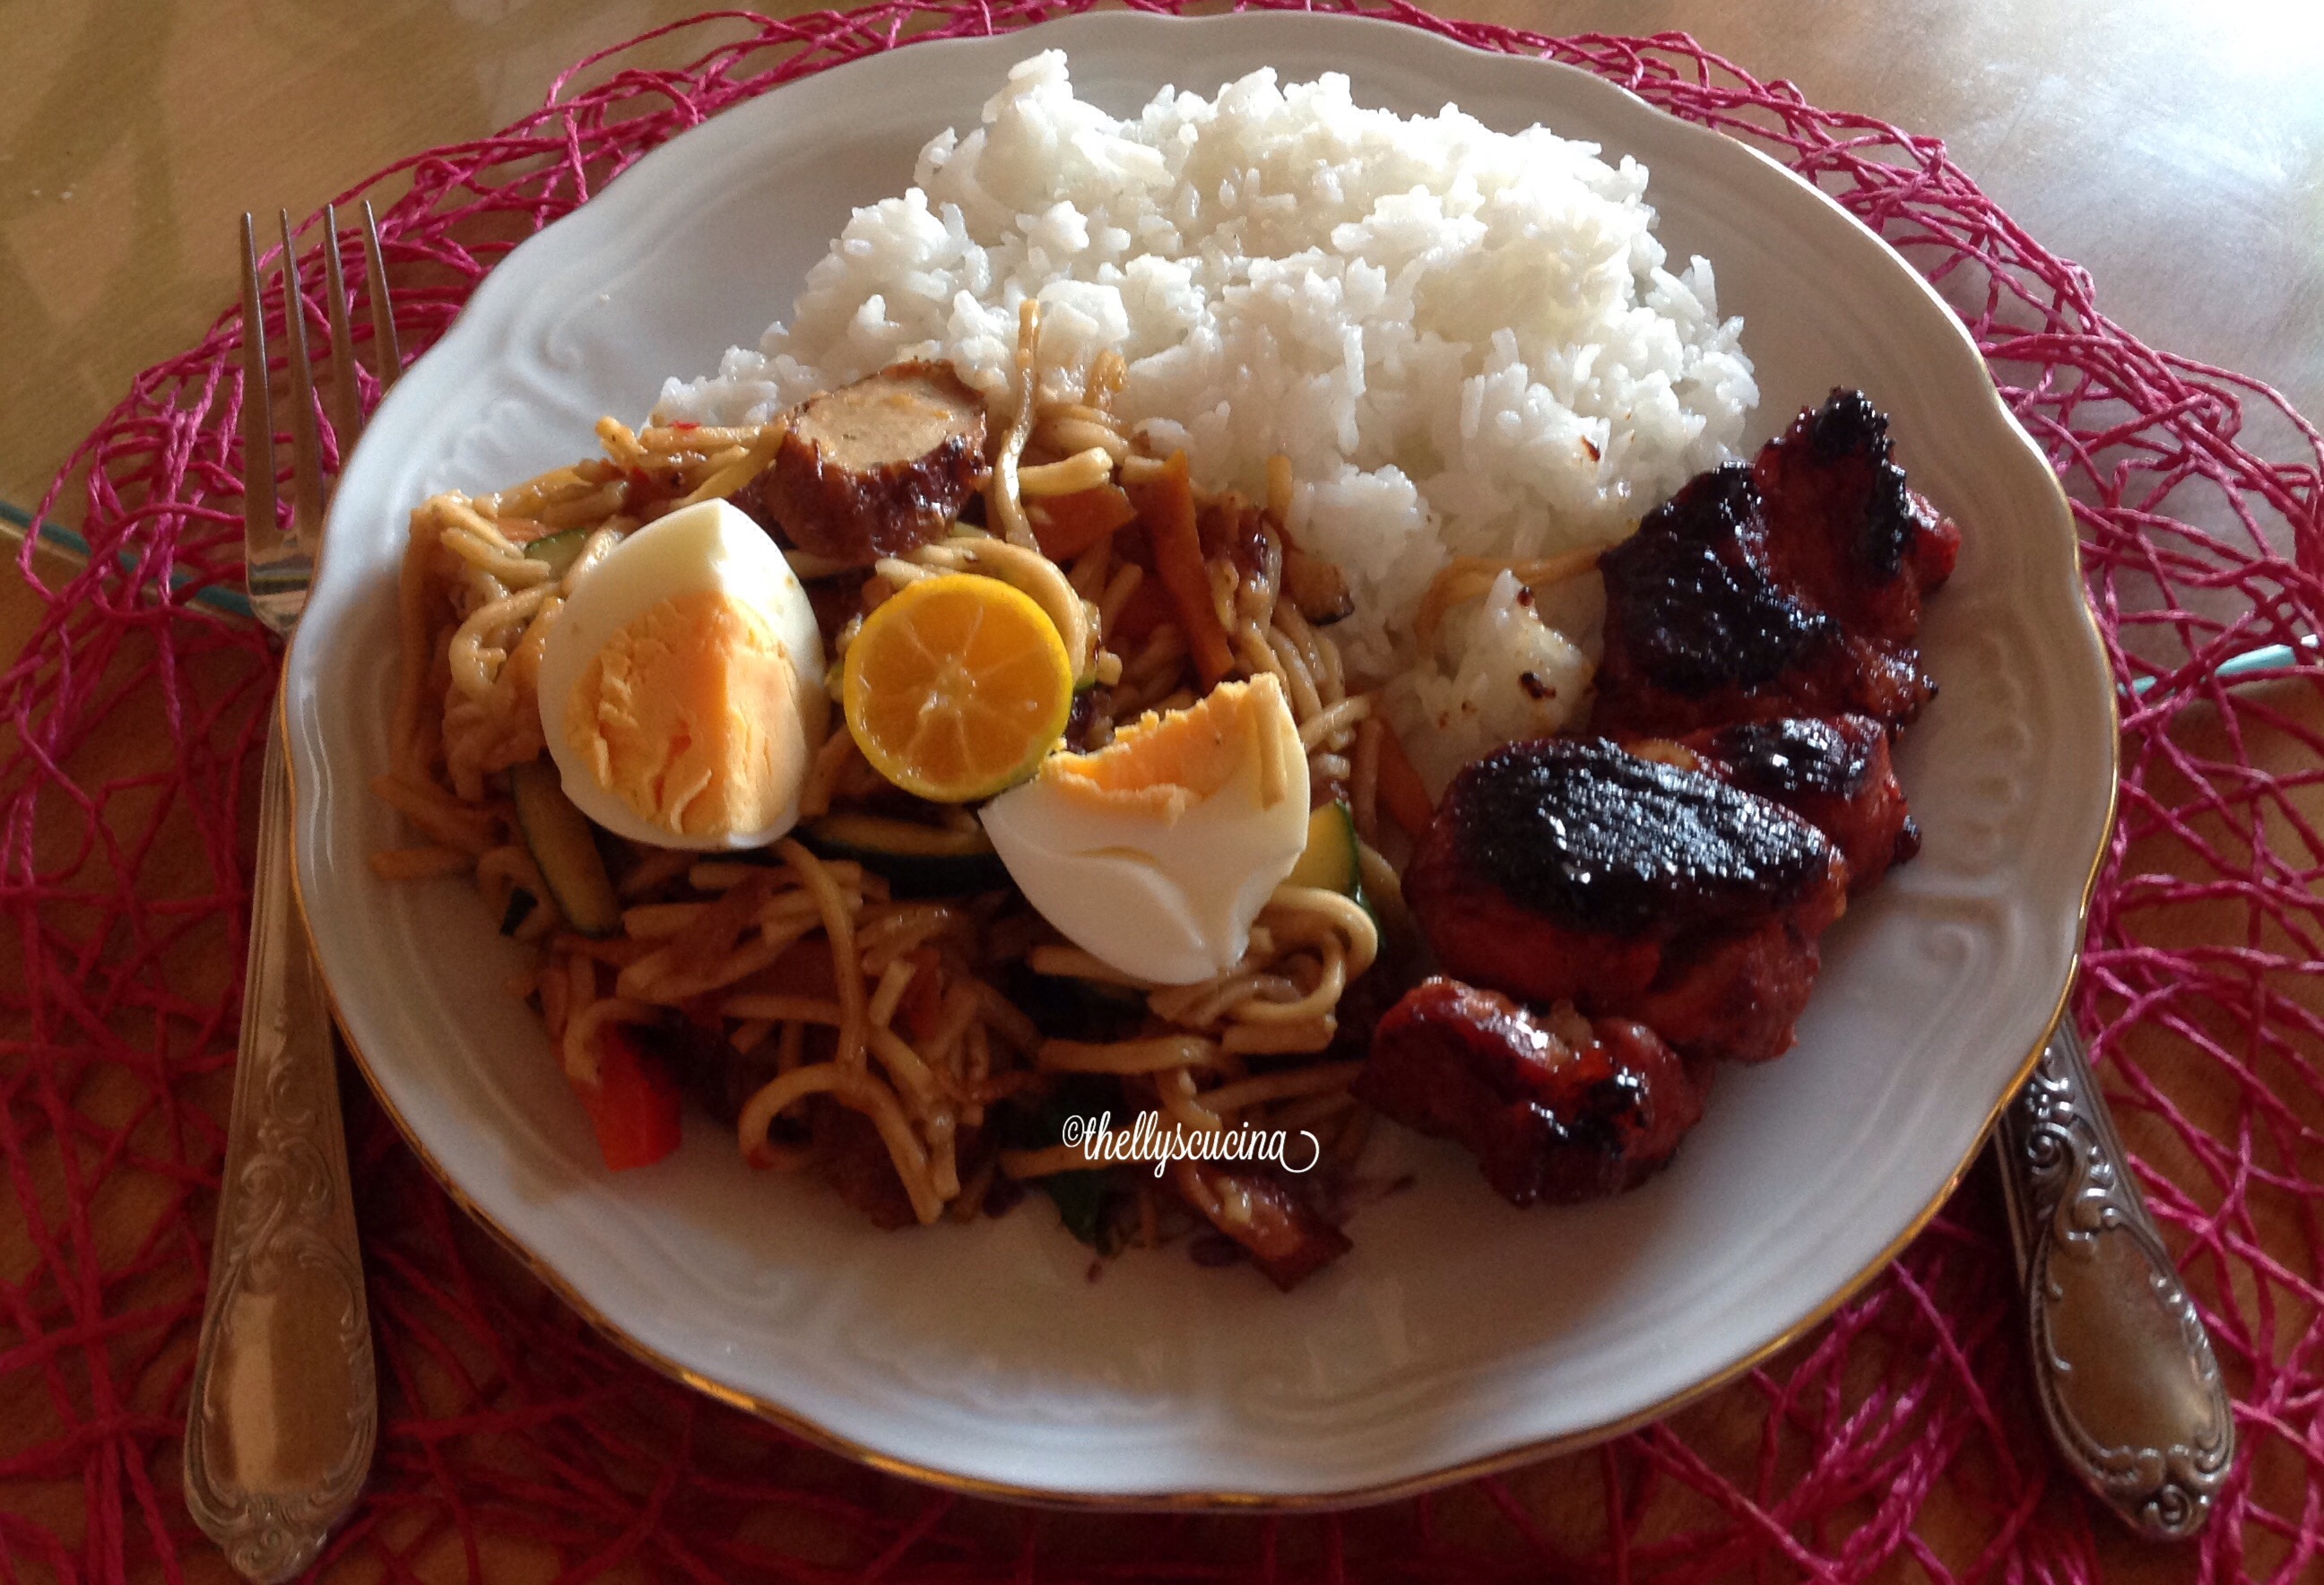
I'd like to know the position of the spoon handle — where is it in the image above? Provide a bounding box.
[1996,1018,2234,1539]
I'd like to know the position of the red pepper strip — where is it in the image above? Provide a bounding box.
[578,1023,684,1171]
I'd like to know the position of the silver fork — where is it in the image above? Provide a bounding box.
[184,204,395,1583]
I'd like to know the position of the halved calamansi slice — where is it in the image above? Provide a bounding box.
[841,573,1074,802]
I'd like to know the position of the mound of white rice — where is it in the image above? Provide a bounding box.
[657,52,1756,785]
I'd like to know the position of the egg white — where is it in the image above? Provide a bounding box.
[533,498,828,849]
[980,680,1310,985]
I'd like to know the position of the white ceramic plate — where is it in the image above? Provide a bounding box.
[290,10,2115,1505]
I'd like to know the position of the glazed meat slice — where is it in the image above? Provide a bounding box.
[1755,389,1959,637]
[1405,738,1844,1052]
[1593,463,1827,732]
[750,360,987,565]
[1166,1160,1351,1291]
[1593,389,1959,735]
[1356,978,1705,1205]
[1633,715,1919,894]
[1615,919,1823,1066]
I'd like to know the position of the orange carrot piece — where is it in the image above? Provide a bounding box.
[1128,453,1234,687]
[1029,483,1137,562]
[1375,721,1437,838]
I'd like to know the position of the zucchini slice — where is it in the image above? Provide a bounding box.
[1286,799,1377,926]
[1287,801,1362,896]
[509,758,622,937]
[524,528,593,579]
[797,811,1010,898]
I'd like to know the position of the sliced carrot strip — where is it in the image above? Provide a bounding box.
[1029,483,1137,561]
[1127,453,1233,687]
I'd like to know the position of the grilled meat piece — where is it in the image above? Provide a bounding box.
[1756,389,1959,634]
[1595,463,1826,726]
[1634,715,1919,894]
[1405,737,1844,1030]
[1357,978,1704,1205]
[1613,918,1822,1065]
[750,361,986,565]
[1594,389,1959,735]
[1166,1160,1351,1290]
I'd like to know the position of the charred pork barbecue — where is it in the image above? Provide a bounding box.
[1629,715,1919,895]
[746,360,988,565]
[1365,736,1843,1203]
[1593,389,1960,736]
[1356,392,1952,1212]
[1357,979,1704,1205]
[1400,736,1845,1061]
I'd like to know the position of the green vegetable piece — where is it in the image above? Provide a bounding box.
[523,528,593,579]
[510,758,622,938]
[1284,799,1374,925]
[1287,801,1361,896]
[1036,1169,1119,1252]
[796,811,1010,898]
[1006,1076,1129,1253]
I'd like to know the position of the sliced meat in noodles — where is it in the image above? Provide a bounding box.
[749,360,987,565]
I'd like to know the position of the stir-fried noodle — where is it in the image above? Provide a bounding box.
[378,303,1394,1241]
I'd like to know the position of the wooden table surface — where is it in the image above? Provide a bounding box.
[4,2,2320,1580]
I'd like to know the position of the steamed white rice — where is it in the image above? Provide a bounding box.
[656,52,1756,784]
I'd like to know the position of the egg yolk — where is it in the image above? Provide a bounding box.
[563,587,802,840]
[1042,675,1295,818]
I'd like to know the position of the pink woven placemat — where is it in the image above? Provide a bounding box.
[5,3,2320,1580]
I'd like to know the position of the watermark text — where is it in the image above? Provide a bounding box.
[1058,1111,1321,1175]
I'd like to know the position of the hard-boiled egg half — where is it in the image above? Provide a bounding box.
[535,498,827,849]
[980,673,1309,985]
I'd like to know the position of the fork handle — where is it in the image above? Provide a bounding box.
[1996,1019,2234,1539]
[185,704,376,1582]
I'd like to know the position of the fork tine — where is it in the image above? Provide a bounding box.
[276,210,325,556]
[238,213,279,564]
[360,201,402,394]
[321,203,364,456]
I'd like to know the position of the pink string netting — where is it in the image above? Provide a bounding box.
[4,3,2320,1580]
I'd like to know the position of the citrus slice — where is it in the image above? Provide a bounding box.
[842,573,1075,802]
